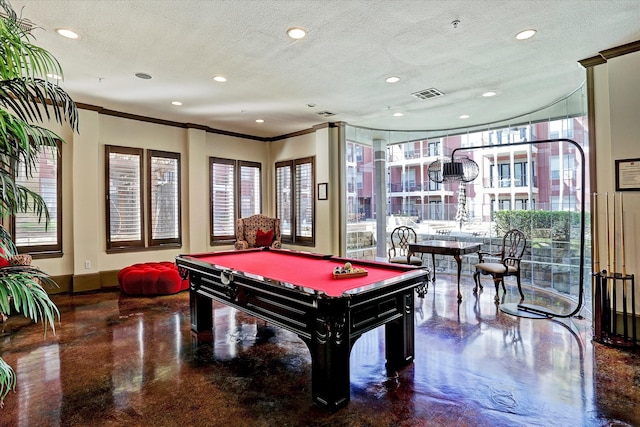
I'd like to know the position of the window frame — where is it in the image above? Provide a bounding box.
[105,145,145,251]
[11,140,63,257]
[209,157,262,245]
[147,150,182,247]
[237,160,262,219]
[275,156,315,246]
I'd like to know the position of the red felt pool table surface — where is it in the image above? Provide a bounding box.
[187,249,411,297]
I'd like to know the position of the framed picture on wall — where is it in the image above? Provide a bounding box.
[615,158,640,191]
[317,183,328,200]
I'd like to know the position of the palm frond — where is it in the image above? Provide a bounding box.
[0,2,63,80]
[0,78,79,131]
[0,0,73,407]
[0,224,16,255]
[0,167,50,221]
[0,265,58,405]
[0,357,16,406]
[0,266,60,333]
[0,109,61,174]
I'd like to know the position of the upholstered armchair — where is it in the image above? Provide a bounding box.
[234,214,282,250]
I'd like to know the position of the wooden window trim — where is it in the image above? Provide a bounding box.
[275,156,315,246]
[12,140,63,257]
[147,149,182,247]
[210,157,236,244]
[105,145,144,250]
[238,160,262,218]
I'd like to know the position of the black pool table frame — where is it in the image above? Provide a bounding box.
[176,248,428,412]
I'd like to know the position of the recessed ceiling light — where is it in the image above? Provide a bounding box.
[256,119,264,123]
[213,76,227,82]
[393,112,404,117]
[46,73,62,80]
[516,29,536,40]
[385,76,400,83]
[135,72,152,80]
[56,28,79,39]
[459,114,470,119]
[287,27,306,39]
[171,101,182,106]
[482,91,497,97]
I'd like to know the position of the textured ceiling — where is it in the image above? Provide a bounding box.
[15,0,640,139]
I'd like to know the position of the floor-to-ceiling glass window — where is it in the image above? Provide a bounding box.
[344,83,590,311]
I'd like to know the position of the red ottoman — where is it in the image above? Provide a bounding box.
[118,262,189,296]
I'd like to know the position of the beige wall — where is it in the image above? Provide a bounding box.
[34,111,333,291]
[269,125,339,255]
[592,49,640,279]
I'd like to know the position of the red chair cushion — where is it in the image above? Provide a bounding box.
[117,262,189,296]
[255,229,273,247]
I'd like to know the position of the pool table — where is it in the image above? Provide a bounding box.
[176,247,428,411]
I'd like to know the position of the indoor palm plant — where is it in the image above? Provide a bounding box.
[0,0,78,404]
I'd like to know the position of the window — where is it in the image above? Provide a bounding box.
[275,157,315,245]
[428,180,441,191]
[148,150,181,246]
[550,156,560,180]
[498,163,511,187]
[106,145,182,251]
[276,163,292,238]
[428,200,442,220]
[239,161,261,218]
[210,157,261,244]
[427,141,440,157]
[106,146,144,249]
[12,141,62,255]
[514,162,527,187]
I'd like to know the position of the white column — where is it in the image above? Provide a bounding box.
[374,138,387,260]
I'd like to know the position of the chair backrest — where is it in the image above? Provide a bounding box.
[236,214,281,247]
[501,229,526,266]
[389,226,417,258]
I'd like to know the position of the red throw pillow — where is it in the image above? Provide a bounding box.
[0,257,9,268]
[255,229,273,247]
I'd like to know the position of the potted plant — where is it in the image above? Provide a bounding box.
[0,0,78,404]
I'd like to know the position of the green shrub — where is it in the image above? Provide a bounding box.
[493,210,582,241]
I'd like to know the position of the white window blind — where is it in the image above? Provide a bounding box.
[150,152,180,243]
[14,145,59,250]
[295,160,313,239]
[239,162,261,218]
[276,164,292,238]
[210,158,235,239]
[107,147,143,246]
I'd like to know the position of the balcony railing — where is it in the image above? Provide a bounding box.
[482,175,538,188]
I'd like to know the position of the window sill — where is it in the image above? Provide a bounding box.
[106,244,182,254]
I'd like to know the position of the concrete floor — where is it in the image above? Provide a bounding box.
[1,274,638,427]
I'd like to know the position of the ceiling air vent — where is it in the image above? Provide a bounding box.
[317,111,336,117]
[411,88,444,100]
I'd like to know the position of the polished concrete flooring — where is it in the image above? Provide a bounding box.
[1,274,639,426]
